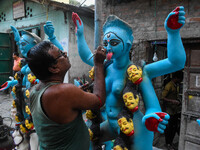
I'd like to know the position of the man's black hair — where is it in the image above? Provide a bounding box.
[13,52,19,56]
[26,41,56,80]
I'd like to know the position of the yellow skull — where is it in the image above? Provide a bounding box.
[19,60,22,68]
[15,115,20,122]
[123,92,139,110]
[12,86,16,94]
[89,67,94,80]
[28,73,36,83]
[88,128,93,141]
[127,65,142,83]
[20,124,27,133]
[14,73,19,80]
[25,119,33,129]
[25,105,31,115]
[113,145,128,150]
[12,100,16,108]
[86,110,96,120]
[25,89,30,98]
[118,117,134,135]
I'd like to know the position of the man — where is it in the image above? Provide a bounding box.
[27,41,106,150]
[162,71,183,150]
[12,52,22,76]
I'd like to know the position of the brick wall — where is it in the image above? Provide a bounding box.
[98,0,200,108]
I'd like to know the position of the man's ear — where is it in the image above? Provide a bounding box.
[48,66,60,73]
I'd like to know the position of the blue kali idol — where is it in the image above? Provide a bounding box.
[72,6,186,150]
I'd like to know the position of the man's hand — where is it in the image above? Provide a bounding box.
[44,21,56,40]
[94,46,106,65]
[10,25,20,42]
[72,12,83,36]
[164,6,185,33]
[142,112,170,133]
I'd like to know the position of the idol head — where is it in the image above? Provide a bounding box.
[20,122,27,133]
[117,110,134,136]
[123,92,139,112]
[25,119,34,130]
[127,65,143,84]
[25,105,31,115]
[19,30,41,57]
[103,15,133,60]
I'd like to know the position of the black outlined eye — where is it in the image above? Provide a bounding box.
[103,40,108,47]
[110,39,121,46]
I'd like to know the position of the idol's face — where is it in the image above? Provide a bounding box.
[28,73,36,83]
[127,65,142,83]
[113,145,123,150]
[19,34,35,58]
[20,124,26,133]
[118,117,134,135]
[113,145,128,150]
[19,37,30,57]
[15,115,20,122]
[103,32,124,60]
[123,92,139,110]
[25,105,31,115]
[25,119,33,129]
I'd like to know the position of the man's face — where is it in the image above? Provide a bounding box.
[123,92,139,110]
[48,45,71,73]
[118,117,134,135]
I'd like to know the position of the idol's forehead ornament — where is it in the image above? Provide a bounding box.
[103,15,134,44]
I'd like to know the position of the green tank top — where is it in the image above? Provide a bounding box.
[30,82,90,150]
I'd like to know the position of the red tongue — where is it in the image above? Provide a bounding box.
[106,52,113,61]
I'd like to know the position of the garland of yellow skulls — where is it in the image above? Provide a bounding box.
[114,64,143,150]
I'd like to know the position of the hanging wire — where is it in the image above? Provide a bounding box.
[153,0,158,61]
[39,0,49,21]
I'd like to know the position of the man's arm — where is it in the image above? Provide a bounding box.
[67,46,106,110]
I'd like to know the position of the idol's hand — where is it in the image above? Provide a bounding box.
[72,12,83,36]
[44,21,56,40]
[10,25,20,42]
[0,80,18,91]
[142,112,170,133]
[164,6,185,33]
[197,119,200,126]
